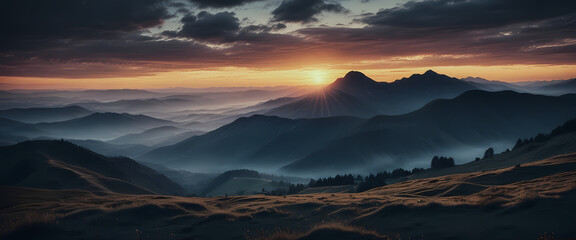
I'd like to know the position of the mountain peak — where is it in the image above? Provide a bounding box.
[344,71,369,79]
[423,69,439,76]
[332,71,377,87]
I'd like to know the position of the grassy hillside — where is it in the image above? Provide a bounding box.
[1,153,575,239]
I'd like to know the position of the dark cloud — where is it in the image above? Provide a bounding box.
[363,0,576,30]
[1,0,575,79]
[164,11,288,43]
[271,0,349,23]
[0,31,310,78]
[0,0,170,48]
[171,11,241,40]
[1,16,304,78]
[285,0,576,67]
[295,9,576,67]
[188,0,263,8]
[0,34,225,78]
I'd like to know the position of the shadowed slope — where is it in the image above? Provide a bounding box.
[282,91,576,174]
[141,91,576,174]
[329,70,478,115]
[0,140,182,195]
[265,88,379,118]
[140,115,365,170]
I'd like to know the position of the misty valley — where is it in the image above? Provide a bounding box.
[1,71,576,239]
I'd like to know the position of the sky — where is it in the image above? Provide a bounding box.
[1,0,575,89]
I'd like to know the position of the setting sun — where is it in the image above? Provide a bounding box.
[310,70,329,85]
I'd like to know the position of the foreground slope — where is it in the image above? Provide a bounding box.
[0,140,182,195]
[1,153,575,239]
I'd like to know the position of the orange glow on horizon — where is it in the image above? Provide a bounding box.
[0,65,574,90]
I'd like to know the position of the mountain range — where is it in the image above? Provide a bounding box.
[33,112,175,140]
[2,70,576,176]
[263,70,478,118]
[140,90,576,174]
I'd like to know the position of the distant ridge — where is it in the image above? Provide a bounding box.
[0,106,93,123]
[33,112,175,140]
[141,90,576,174]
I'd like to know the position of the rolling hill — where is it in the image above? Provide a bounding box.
[139,115,366,171]
[74,97,213,114]
[461,77,528,92]
[538,78,576,95]
[0,140,183,195]
[140,90,576,175]
[0,106,93,123]
[283,90,576,174]
[0,118,45,144]
[394,118,576,182]
[2,152,575,239]
[108,126,203,147]
[33,112,176,140]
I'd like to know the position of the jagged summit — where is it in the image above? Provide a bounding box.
[400,69,457,83]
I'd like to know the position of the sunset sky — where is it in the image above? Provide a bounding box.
[1,0,575,89]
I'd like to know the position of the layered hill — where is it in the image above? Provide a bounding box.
[75,97,213,114]
[140,115,366,170]
[140,90,576,174]
[0,106,93,123]
[461,77,528,92]
[108,126,203,147]
[0,140,182,195]
[538,78,576,95]
[283,90,576,174]
[33,112,175,140]
[0,118,45,145]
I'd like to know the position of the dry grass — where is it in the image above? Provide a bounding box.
[2,154,576,239]
[0,210,58,235]
[245,221,400,240]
